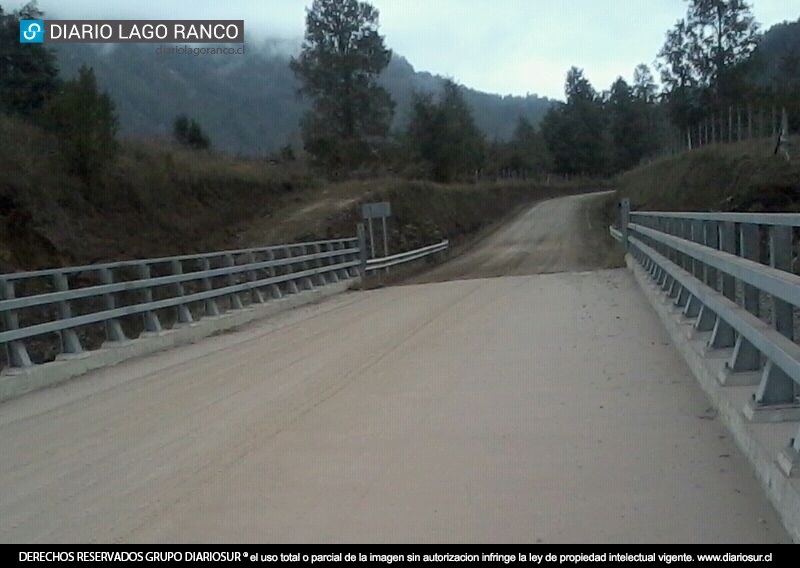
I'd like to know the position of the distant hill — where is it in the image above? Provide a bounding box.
[54,43,553,156]
[747,17,800,90]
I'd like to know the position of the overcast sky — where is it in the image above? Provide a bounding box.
[6,1,799,99]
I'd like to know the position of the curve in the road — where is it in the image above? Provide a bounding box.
[414,191,620,283]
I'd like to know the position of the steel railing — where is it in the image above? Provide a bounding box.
[1,238,361,370]
[365,240,449,272]
[610,200,800,461]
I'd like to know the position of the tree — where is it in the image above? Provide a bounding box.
[42,66,118,182]
[606,77,654,171]
[173,114,211,150]
[0,2,59,116]
[541,68,607,175]
[496,116,551,176]
[657,1,760,129]
[290,0,394,174]
[406,80,485,182]
[632,64,657,103]
[686,0,760,99]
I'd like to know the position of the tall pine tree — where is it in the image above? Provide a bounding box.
[290,0,394,174]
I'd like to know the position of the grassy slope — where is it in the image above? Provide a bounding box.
[0,115,601,272]
[598,139,800,229]
[0,115,317,270]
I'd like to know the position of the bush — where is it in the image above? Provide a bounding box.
[41,66,118,183]
[173,114,211,150]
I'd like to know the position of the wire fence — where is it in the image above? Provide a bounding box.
[684,104,793,159]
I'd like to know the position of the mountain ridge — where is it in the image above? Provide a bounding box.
[54,43,553,155]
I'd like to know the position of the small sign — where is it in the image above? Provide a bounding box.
[362,202,391,219]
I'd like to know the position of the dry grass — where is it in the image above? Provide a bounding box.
[1,115,606,272]
[613,139,800,212]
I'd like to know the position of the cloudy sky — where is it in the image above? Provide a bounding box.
[7,0,799,99]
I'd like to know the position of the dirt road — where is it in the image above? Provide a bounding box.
[414,191,619,282]
[0,273,788,542]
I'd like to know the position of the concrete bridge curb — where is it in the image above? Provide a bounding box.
[628,254,800,543]
[0,280,355,403]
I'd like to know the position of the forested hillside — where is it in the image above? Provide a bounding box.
[55,44,552,156]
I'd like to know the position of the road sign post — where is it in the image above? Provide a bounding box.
[362,202,392,273]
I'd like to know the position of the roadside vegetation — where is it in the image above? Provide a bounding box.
[599,138,800,233]
[1,0,799,273]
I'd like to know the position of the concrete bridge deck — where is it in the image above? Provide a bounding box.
[0,195,789,543]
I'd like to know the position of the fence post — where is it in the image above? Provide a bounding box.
[772,106,777,139]
[753,226,798,407]
[736,106,742,141]
[357,223,368,277]
[619,199,630,252]
[712,113,717,144]
[728,106,733,143]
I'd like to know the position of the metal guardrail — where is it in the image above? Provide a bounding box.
[610,199,800,462]
[1,238,361,370]
[365,240,449,272]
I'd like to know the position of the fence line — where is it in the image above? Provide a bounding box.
[686,104,792,155]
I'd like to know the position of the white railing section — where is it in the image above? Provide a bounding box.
[365,240,449,272]
[610,200,800,465]
[1,238,361,370]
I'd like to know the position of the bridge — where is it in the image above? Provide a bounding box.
[0,192,796,543]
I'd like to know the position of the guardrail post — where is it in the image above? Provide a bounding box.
[333,242,349,280]
[199,257,220,317]
[299,245,314,290]
[694,222,718,332]
[98,268,127,343]
[753,226,798,407]
[52,272,84,354]
[284,247,300,294]
[708,222,736,350]
[265,250,283,299]
[725,224,761,377]
[357,224,368,275]
[170,260,193,325]
[246,252,265,304]
[324,243,339,283]
[690,220,703,280]
[137,264,162,333]
[312,244,327,286]
[224,254,244,310]
[0,279,33,368]
[619,199,630,251]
